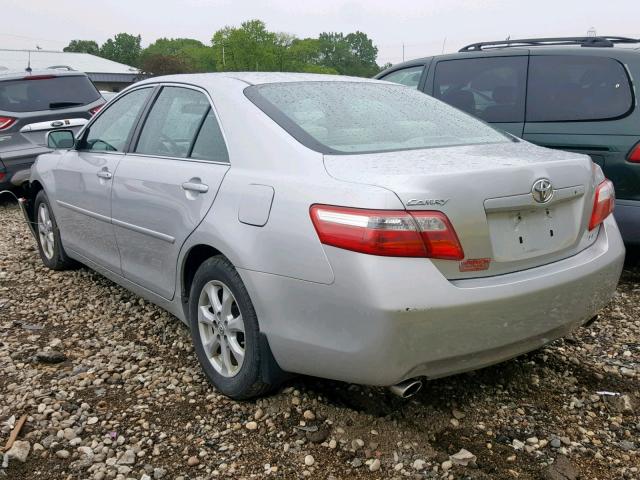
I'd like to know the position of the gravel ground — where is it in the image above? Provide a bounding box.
[1,200,638,480]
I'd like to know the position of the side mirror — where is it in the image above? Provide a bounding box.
[47,129,75,149]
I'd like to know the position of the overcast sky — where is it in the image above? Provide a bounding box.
[2,0,639,66]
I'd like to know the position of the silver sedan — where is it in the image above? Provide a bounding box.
[25,73,624,399]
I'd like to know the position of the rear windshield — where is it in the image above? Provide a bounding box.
[245,81,510,154]
[0,75,100,112]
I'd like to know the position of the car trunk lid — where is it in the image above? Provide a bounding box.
[323,141,599,279]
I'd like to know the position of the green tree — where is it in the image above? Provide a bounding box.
[63,40,100,55]
[141,54,191,75]
[212,20,279,71]
[285,38,337,74]
[141,38,215,73]
[100,33,142,67]
[317,31,380,77]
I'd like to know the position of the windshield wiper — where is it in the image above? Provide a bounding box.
[49,101,84,109]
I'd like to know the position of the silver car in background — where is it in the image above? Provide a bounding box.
[24,73,624,399]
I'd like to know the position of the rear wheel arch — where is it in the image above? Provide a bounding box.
[25,180,45,223]
[181,243,225,303]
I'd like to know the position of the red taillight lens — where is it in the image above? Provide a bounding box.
[0,116,16,130]
[309,205,464,260]
[589,179,615,231]
[89,103,105,116]
[411,211,465,260]
[627,142,640,163]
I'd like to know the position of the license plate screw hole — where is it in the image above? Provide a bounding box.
[550,229,554,237]
[519,236,523,244]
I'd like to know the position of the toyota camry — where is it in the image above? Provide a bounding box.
[22,73,624,399]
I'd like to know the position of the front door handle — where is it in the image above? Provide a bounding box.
[97,170,112,180]
[181,182,209,193]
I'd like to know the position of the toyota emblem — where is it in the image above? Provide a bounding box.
[531,178,554,203]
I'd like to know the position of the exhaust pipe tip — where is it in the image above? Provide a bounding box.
[389,379,423,399]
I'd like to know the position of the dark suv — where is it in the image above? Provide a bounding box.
[0,70,104,189]
[375,36,640,244]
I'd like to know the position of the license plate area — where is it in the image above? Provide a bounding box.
[486,203,579,261]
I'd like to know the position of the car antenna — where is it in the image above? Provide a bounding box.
[25,50,32,73]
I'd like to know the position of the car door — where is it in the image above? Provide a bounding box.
[425,55,528,137]
[111,85,230,299]
[53,87,153,273]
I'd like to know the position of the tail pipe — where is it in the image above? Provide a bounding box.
[389,378,423,398]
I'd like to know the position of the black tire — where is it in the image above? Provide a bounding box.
[189,256,285,399]
[33,190,76,271]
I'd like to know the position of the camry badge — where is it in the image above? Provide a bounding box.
[406,198,449,207]
[531,178,554,204]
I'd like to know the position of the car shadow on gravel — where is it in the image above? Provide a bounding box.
[291,353,537,418]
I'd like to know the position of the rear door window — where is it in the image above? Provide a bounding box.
[0,75,101,112]
[381,66,425,88]
[433,56,527,123]
[526,55,633,122]
[135,86,210,158]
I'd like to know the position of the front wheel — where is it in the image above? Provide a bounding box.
[33,190,76,271]
[189,256,284,399]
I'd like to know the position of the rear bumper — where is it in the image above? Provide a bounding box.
[614,199,640,244]
[240,215,624,386]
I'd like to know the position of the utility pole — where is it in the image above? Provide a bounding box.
[402,43,405,62]
[441,37,447,54]
[222,45,226,67]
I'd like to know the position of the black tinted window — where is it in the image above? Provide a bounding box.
[190,110,229,162]
[0,75,100,112]
[136,87,210,158]
[83,88,151,152]
[527,56,633,122]
[382,66,424,88]
[434,57,527,123]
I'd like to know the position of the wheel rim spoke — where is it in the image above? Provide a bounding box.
[206,283,222,314]
[227,315,244,334]
[221,287,233,319]
[203,335,220,355]
[228,335,245,363]
[198,305,216,327]
[220,336,234,375]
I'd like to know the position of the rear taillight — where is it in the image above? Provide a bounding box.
[0,116,16,130]
[589,179,615,231]
[310,205,464,260]
[627,142,640,163]
[89,103,105,116]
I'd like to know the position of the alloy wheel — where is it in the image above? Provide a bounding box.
[197,280,246,377]
[37,203,55,260]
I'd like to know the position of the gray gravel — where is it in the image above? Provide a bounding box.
[1,200,638,479]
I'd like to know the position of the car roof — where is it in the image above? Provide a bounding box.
[135,72,386,88]
[376,43,640,78]
[0,69,89,81]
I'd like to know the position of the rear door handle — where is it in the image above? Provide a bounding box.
[96,170,112,180]
[181,182,209,193]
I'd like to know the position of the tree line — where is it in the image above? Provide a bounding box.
[63,20,386,78]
